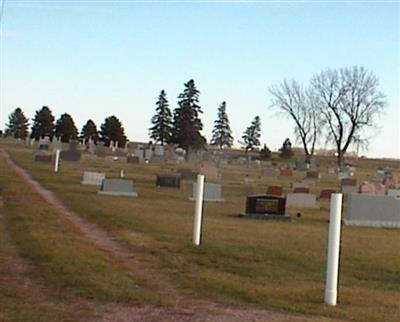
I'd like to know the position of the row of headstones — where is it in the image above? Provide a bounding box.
[240,192,400,228]
[82,171,224,202]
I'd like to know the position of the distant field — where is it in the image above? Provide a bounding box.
[1,142,399,322]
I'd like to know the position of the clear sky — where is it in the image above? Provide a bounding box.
[1,0,399,158]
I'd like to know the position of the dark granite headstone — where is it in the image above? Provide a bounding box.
[240,194,290,221]
[156,173,181,188]
[60,150,81,161]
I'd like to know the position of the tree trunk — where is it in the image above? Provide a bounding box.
[337,150,344,168]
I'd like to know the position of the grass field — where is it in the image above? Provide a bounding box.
[0,141,399,321]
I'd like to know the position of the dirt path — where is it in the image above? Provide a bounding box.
[1,149,336,322]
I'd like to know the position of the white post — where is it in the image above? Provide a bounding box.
[193,174,205,246]
[325,193,343,306]
[54,149,61,173]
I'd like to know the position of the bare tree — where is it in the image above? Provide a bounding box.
[269,80,321,163]
[311,66,386,167]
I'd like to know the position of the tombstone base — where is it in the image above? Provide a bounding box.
[343,219,400,229]
[239,213,291,221]
[97,191,138,197]
[189,197,225,202]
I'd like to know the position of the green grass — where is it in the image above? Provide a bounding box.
[2,142,400,321]
[0,147,163,321]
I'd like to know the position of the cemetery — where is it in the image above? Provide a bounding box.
[1,140,399,322]
[0,3,398,320]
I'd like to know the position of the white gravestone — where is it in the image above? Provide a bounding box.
[286,193,319,209]
[81,172,106,186]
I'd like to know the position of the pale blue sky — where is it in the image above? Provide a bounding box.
[1,0,399,158]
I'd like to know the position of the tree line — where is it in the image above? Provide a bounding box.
[5,66,385,166]
[5,106,127,146]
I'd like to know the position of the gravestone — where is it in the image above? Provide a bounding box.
[200,164,220,182]
[279,169,293,177]
[344,194,400,228]
[127,156,140,164]
[98,179,138,197]
[382,176,398,190]
[266,185,283,197]
[240,195,290,221]
[34,154,52,163]
[292,181,310,190]
[387,189,400,197]
[293,187,310,194]
[177,168,199,181]
[190,182,224,202]
[360,182,386,195]
[156,173,181,188]
[81,171,106,186]
[338,171,350,180]
[295,160,307,171]
[319,189,336,199]
[286,193,319,209]
[52,137,62,151]
[60,150,81,161]
[341,178,358,194]
[305,171,320,180]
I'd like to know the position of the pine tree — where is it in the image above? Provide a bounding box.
[5,107,29,139]
[279,138,294,159]
[260,144,272,160]
[99,116,127,147]
[81,119,99,143]
[55,113,78,143]
[211,101,233,149]
[30,106,55,140]
[149,90,173,145]
[171,79,206,154]
[242,116,261,152]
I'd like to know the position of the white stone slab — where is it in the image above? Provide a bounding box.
[81,171,106,186]
[286,193,319,209]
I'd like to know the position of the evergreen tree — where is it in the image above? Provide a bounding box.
[210,101,233,149]
[260,144,272,160]
[99,115,127,146]
[149,90,173,145]
[242,116,261,152]
[55,113,78,143]
[81,119,99,143]
[30,106,55,140]
[171,79,206,154]
[279,138,294,159]
[5,107,29,139]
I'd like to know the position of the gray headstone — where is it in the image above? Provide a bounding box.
[190,182,224,202]
[81,172,106,186]
[98,179,138,197]
[286,193,319,209]
[344,194,400,228]
[60,150,81,161]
